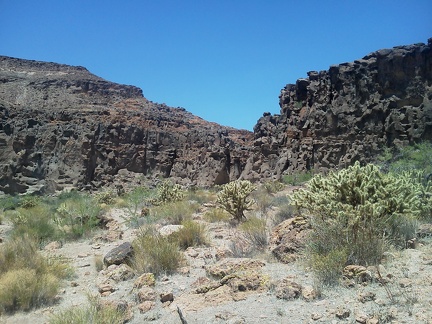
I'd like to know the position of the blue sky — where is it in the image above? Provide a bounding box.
[1,1,431,130]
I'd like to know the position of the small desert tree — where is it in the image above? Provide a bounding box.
[217,180,256,222]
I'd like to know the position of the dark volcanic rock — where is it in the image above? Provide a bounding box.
[0,56,253,194]
[104,242,134,266]
[243,38,432,180]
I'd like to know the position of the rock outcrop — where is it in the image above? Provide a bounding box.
[243,38,432,180]
[0,56,253,194]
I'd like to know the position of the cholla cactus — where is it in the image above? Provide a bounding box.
[291,161,425,265]
[217,180,256,221]
[153,180,185,205]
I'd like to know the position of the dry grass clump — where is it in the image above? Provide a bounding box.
[185,187,216,204]
[132,226,184,276]
[169,220,209,249]
[150,200,199,225]
[203,208,230,223]
[251,187,274,215]
[0,235,71,313]
[239,216,269,250]
[50,295,126,324]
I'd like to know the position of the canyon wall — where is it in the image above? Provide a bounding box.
[0,56,252,194]
[242,38,432,180]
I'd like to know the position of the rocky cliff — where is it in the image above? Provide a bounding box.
[0,56,253,194]
[244,38,432,180]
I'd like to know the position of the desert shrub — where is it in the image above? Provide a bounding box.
[9,204,61,245]
[54,193,101,239]
[18,195,41,209]
[132,226,184,276]
[94,190,116,205]
[216,180,256,222]
[50,295,126,324]
[122,186,155,228]
[153,180,185,205]
[263,181,284,194]
[383,142,432,174]
[307,248,349,286]
[204,208,230,223]
[292,162,425,285]
[0,235,70,313]
[150,200,199,225]
[251,187,273,214]
[0,195,20,211]
[169,220,208,249]
[282,171,313,186]
[185,187,215,204]
[239,216,268,250]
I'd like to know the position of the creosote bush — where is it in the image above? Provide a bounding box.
[217,180,256,222]
[292,162,426,285]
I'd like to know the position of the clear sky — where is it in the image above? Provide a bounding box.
[1,1,431,130]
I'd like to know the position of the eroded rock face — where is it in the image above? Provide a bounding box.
[0,56,253,194]
[243,38,432,180]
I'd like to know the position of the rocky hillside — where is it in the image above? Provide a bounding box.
[0,56,253,194]
[244,38,432,180]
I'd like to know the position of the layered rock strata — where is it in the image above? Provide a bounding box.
[0,56,253,194]
[243,38,432,180]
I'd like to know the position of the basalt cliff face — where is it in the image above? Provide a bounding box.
[1,39,431,194]
[244,38,432,180]
[0,56,252,194]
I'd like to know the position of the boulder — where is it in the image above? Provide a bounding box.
[103,242,133,266]
[269,216,311,263]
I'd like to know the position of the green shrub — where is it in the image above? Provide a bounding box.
[122,186,155,228]
[50,295,126,324]
[169,220,208,249]
[203,208,230,223]
[0,235,71,313]
[216,180,256,222]
[282,171,313,186]
[94,190,116,205]
[9,204,61,246]
[384,142,432,174]
[153,180,185,205]
[132,226,184,276]
[18,195,41,209]
[291,162,424,284]
[54,193,101,239]
[0,195,20,211]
